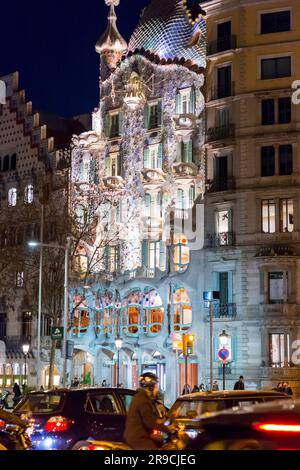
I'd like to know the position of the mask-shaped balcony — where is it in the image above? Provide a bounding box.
[173,162,198,181]
[142,169,166,187]
[103,176,125,190]
[173,113,197,140]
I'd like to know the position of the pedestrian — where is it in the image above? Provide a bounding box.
[12,382,21,405]
[72,377,79,387]
[283,381,293,396]
[233,376,245,390]
[212,380,219,391]
[101,379,107,387]
[123,373,174,450]
[39,385,44,391]
[182,384,191,395]
[276,381,284,392]
[199,383,205,392]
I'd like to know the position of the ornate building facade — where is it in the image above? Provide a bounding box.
[70,0,207,404]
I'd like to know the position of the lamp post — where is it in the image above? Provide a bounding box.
[22,343,30,388]
[203,291,220,391]
[219,329,230,391]
[115,337,123,387]
[28,237,72,387]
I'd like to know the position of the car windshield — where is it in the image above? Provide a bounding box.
[15,393,66,414]
[169,400,224,419]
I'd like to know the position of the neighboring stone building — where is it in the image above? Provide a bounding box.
[202,0,300,394]
[0,71,88,389]
[70,0,207,405]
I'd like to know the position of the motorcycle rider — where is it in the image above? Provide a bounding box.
[124,372,173,450]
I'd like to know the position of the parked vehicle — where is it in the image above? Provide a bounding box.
[0,391,11,410]
[0,409,32,450]
[167,390,291,439]
[14,387,138,450]
[185,398,300,450]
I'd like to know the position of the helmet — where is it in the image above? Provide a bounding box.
[139,372,158,391]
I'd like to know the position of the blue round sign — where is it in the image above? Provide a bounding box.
[218,348,230,363]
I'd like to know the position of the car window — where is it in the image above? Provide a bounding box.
[232,400,261,408]
[169,400,224,419]
[85,393,120,414]
[119,393,134,412]
[16,393,65,413]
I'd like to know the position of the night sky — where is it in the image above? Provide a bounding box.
[0,0,149,117]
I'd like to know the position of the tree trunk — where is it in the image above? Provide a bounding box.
[48,339,57,389]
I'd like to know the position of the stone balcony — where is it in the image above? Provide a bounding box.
[173,114,197,140]
[173,162,198,181]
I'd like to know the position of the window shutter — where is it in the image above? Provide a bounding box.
[157,192,161,218]
[143,147,150,168]
[118,112,124,136]
[157,101,162,127]
[212,271,220,291]
[228,271,233,303]
[188,140,193,163]
[159,241,166,271]
[228,209,233,232]
[89,159,95,183]
[231,335,237,362]
[105,157,110,177]
[176,93,182,114]
[144,105,150,129]
[157,144,163,169]
[190,87,196,114]
[142,241,148,267]
[104,114,110,137]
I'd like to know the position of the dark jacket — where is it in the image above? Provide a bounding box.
[124,388,168,450]
[13,384,21,397]
[234,380,245,390]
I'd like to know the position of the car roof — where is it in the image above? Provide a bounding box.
[198,398,300,427]
[26,387,136,395]
[174,390,290,401]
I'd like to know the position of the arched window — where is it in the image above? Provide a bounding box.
[10,153,16,170]
[143,288,164,336]
[101,290,116,337]
[13,363,20,375]
[72,292,89,337]
[3,155,9,171]
[174,234,190,272]
[8,187,17,207]
[24,185,34,204]
[172,286,192,332]
[122,289,142,337]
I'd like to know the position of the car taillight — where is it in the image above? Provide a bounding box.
[45,416,74,433]
[0,419,5,429]
[253,422,300,433]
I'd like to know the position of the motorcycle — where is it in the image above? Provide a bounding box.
[73,426,190,451]
[0,391,11,410]
[0,409,32,450]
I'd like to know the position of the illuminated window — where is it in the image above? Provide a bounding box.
[262,200,276,233]
[24,185,34,204]
[269,333,290,367]
[143,144,163,170]
[268,272,288,304]
[143,288,164,336]
[280,199,294,232]
[16,271,24,288]
[8,188,17,207]
[105,153,120,177]
[22,311,32,339]
[122,290,142,337]
[72,293,89,337]
[106,246,120,273]
[174,234,190,273]
[172,287,192,332]
[176,88,196,115]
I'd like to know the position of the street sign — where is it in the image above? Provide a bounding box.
[218,347,230,363]
[51,327,64,341]
[172,333,183,351]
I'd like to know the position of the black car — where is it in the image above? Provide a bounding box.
[186,398,300,450]
[13,387,137,450]
[167,390,291,439]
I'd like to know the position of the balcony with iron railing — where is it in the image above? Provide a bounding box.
[207,232,236,248]
[206,124,235,142]
[210,83,235,101]
[207,35,237,56]
[206,177,236,193]
[211,303,237,319]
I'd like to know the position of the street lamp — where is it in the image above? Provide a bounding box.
[115,337,123,387]
[28,237,72,388]
[219,330,230,391]
[22,343,30,388]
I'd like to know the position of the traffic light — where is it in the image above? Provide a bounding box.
[182,333,196,355]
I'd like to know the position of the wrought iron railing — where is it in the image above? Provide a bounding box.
[206,124,235,142]
[206,177,236,193]
[208,35,237,55]
[207,232,236,248]
[213,303,237,318]
[210,83,235,101]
